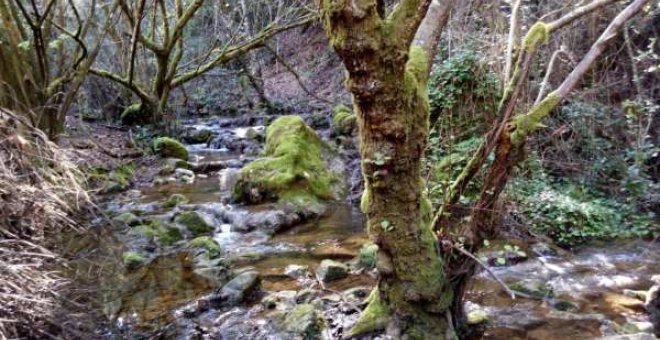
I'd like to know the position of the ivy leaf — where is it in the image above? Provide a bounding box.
[496,258,506,266]
[380,220,393,232]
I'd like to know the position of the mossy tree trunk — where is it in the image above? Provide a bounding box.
[320,0,455,337]
[321,0,649,337]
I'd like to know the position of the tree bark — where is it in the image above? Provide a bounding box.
[320,0,455,337]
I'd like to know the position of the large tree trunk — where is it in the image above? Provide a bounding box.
[321,0,648,338]
[320,0,455,337]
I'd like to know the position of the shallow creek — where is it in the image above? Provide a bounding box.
[66,117,658,339]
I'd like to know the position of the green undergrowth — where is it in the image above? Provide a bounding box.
[511,162,657,246]
[424,136,485,207]
[120,103,150,126]
[428,48,500,136]
[85,162,135,193]
[233,115,339,206]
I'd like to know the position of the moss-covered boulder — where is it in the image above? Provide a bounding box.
[175,211,214,237]
[232,115,339,207]
[316,259,348,282]
[132,219,183,246]
[163,193,189,209]
[277,304,325,339]
[153,137,189,160]
[120,103,150,126]
[187,236,221,258]
[332,104,356,135]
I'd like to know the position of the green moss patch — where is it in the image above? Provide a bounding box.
[233,115,339,205]
[174,211,214,237]
[186,236,221,258]
[349,289,390,336]
[153,137,189,160]
[162,193,189,209]
[332,104,356,135]
[358,243,378,269]
[123,251,145,270]
[133,219,183,246]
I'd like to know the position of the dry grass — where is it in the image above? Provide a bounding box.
[0,107,89,339]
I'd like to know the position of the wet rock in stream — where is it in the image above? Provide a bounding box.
[316,259,349,282]
[211,270,261,307]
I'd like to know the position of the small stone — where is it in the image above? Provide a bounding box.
[284,264,309,279]
[175,168,195,178]
[316,259,348,282]
[212,271,260,306]
[278,304,325,337]
[467,309,489,324]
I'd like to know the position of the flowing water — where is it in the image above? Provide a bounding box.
[65,116,659,339]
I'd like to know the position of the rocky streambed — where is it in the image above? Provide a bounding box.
[64,113,659,339]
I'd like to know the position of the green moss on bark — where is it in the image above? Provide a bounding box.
[233,115,338,205]
[349,289,390,336]
[360,186,371,214]
[510,91,560,145]
[332,104,356,135]
[523,22,550,52]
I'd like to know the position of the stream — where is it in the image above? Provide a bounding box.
[65,114,659,339]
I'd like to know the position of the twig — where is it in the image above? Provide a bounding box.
[451,243,516,300]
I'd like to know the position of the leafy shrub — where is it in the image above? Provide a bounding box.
[424,135,485,207]
[428,49,500,138]
[512,170,657,245]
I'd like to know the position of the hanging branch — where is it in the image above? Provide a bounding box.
[127,0,146,85]
[534,47,572,106]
